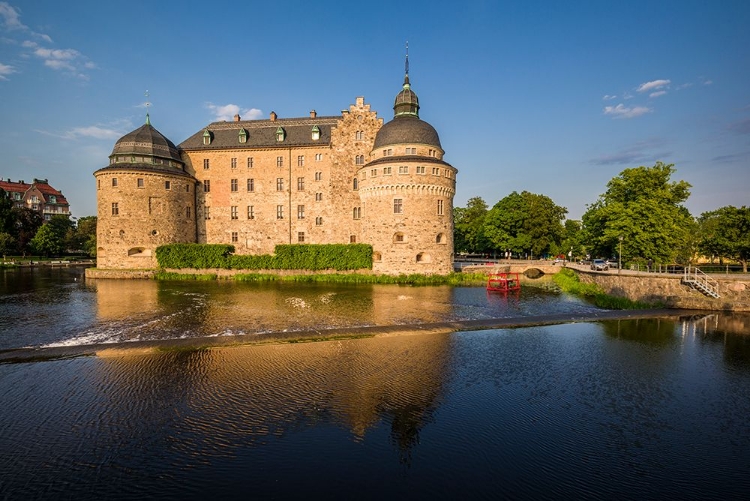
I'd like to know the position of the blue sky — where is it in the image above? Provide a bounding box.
[1,0,748,220]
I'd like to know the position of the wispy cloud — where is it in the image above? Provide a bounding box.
[205,103,264,122]
[23,40,93,78]
[602,94,617,101]
[637,79,671,93]
[0,2,52,43]
[589,138,671,166]
[0,61,15,80]
[34,123,127,141]
[603,103,652,119]
[649,91,667,98]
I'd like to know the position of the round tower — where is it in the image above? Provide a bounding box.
[94,116,197,269]
[359,67,457,275]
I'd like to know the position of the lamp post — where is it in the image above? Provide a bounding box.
[618,235,623,275]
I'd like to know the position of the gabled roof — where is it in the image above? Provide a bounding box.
[0,179,68,205]
[179,116,338,150]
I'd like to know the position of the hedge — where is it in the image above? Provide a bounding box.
[155,243,372,271]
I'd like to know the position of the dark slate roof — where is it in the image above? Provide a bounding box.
[373,115,442,149]
[94,164,196,179]
[179,116,339,150]
[111,123,182,162]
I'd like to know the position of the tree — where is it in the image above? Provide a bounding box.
[30,215,72,257]
[483,191,567,258]
[10,207,42,255]
[561,219,584,261]
[453,197,490,254]
[0,188,14,234]
[698,206,750,272]
[66,216,97,256]
[582,162,693,265]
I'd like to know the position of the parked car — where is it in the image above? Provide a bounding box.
[591,259,609,271]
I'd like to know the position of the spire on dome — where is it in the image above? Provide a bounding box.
[393,43,419,118]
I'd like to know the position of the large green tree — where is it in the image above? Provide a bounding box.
[10,207,42,255]
[453,197,490,254]
[698,206,750,272]
[71,216,97,256]
[582,162,693,265]
[483,191,567,258]
[30,215,73,257]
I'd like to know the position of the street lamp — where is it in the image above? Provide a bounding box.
[618,235,623,274]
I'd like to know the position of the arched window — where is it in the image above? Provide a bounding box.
[436,233,445,244]
[311,125,320,141]
[202,129,212,145]
[353,178,358,190]
[373,251,382,262]
[238,128,247,143]
[416,253,432,263]
[393,232,405,243]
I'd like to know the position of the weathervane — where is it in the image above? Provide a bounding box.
[144,90,151,125]
[405,41,409,77]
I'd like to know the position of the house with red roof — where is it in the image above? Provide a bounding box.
[0,178,70,221]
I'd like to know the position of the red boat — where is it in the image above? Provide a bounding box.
[486,273,521,292]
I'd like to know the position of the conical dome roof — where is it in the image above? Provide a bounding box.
[110,117,182,163]
[393,75,420,117]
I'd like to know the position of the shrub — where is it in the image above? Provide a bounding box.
[156,244,234,269]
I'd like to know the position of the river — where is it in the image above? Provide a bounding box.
[1,266,749,499]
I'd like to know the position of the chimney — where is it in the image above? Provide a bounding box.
[234,114,241,122]
[310,110,317,118]
[270,111,277,122]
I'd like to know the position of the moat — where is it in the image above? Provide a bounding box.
[1,266,750,499]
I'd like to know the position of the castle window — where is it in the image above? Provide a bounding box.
[276,205,284,219]
[203,129,212,145]
[297,177,305,191]
[231,206,238,219]
[247,157,254,168]
[137,178,144,188]
[315,217,322,226]
[231,158,237,169]
[130,156,135,163]
[416,252,432,263]
[297,205,305,219]
[203,159,210,170]
[97,179,101,190]
[394,232,404,243]
[353,178,358,190]
[238,128,247,143]
[276,178,284,191]
[436,233,446,244]
[353,207,361,220]
[432,167,441,176]
[186,206,191,219]
[204,206,210,219]
[399,166,408,174]
[203,180,210,192]
[297,155,304,167]
[416,166,425,174]
[276,127,285,142]
[315,172,322,181]
[383,148,393,156]
[355,155,364,165]
[247,206,254,219]
[298,232,305,243]
[394,198,403,214]
[437,199,444,215]
[371,169,377,177]
[350,235,357,243]
[315,153,323,162]
[277,156,283,168]
[186,184,190,192]
[112,178,118,187]
[231,179,238,192]
[231,231,238,243]
[247,178,255,192]
[311,125,320,141]
[315,192,322,201]
[355,131,363,141]
[383,166,392,175]
[406,147,416,154]
[111,202,119,216]
[165,181,171,190]
[373,251,382,262]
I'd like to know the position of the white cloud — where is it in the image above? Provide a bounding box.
[649,90,667,98]
[703,79,713,86]
[205,103,263,122]
[637,79,671,93]
[602,94,617,101]
[0,2,25,30]
[603,103,652,119]
[24,43,94,77]
[0,61,15,80]
[34,124,124,141]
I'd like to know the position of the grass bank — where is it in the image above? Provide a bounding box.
[552,268,660,309]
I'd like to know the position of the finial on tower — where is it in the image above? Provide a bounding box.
[404,41,410,85]
[144,90,151,125]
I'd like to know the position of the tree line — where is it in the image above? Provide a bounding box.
[0,188,96,258]
[454,162,750,272]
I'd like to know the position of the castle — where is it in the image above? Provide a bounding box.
[95,66,457,275]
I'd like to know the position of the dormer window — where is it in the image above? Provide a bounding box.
[238,128,247,144]
[276,126,286,142]
[311,125,320,141]
[203,129,212,145]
